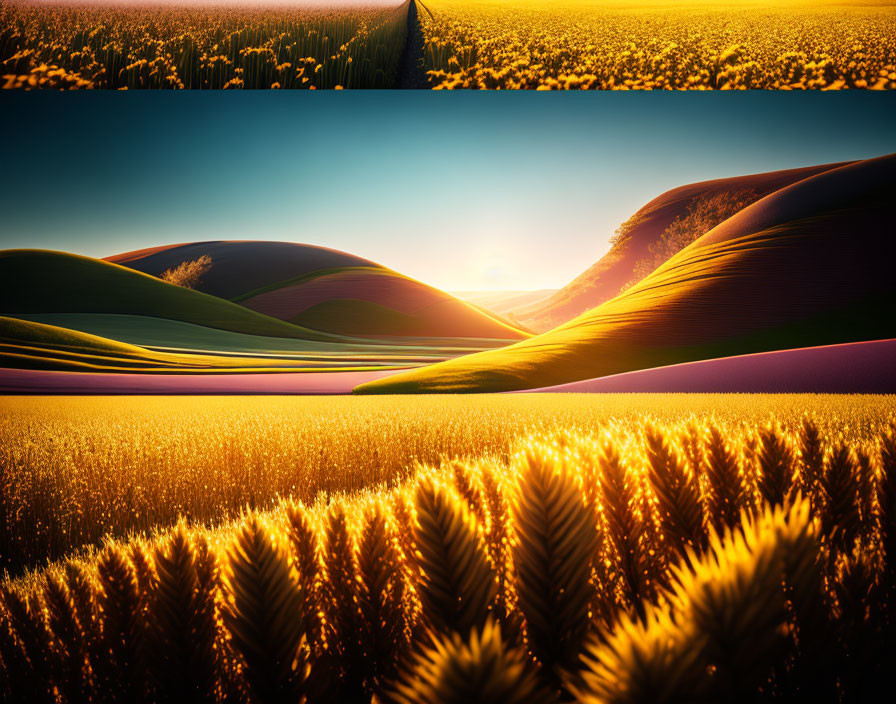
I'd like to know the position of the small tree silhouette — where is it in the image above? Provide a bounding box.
[160,255,212,289]
[624,188,758,290]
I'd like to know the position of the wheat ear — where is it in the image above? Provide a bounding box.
[451,460,487,528]
[390,618,552,704]
[0,586,56,704]
[798,417,825,504]
[510,445,597,683]
[757,424,795,507]
[42,573,89,702]
[820,444,861,551]
[320,500,366,701]
[643,425,706,564]
[412,474,496,638]
[223,514,308,704]
[855,449,876,529]
[598,441,649,619]
[285,501,324,651]
[704,425,747,533]
[96,544,148,701]
[576,499,816,704]
[148,523,219,703]
[355,501,409,697]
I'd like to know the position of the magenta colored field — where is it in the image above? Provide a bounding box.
[524,339,896,394]
[2,340,893,395]
[0,368,402,395]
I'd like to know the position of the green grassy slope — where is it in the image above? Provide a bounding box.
[10,313,505,364]
[0,316,397,373]
[237,265,529,340]
[109,241,528,340]
[356,155,896,394]
[10,313,321,355]
[292,299,459,337]
[107,240,377,300]
[1,315,145,355]
[0,250,337,343]
[290,298,529,339]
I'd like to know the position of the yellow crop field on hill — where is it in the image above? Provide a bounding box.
[419,0,896,89]
[1,395,895,701]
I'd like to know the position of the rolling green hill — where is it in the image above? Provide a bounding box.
[10,313,507,367]
[0,250,337,343]
[1,315,145,356]
[356,155,896,394]
[0,316,407,373]
[106,240,377,300]
[109,241,529,341]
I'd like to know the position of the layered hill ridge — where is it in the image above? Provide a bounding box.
[106,240,378,300]
[453,289,558,318]
[355,154,896,394]
[0,250,334,342]
[515,160,853,331]
[109,240,527,340]
[0,315,315,373]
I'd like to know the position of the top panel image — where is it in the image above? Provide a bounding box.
[2,0,895,90]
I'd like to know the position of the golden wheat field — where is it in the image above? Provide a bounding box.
[4,1,896,89]
[1,393,895,701]
[0,1,408,89]
[2,394,890,573]
[420,0,896,89]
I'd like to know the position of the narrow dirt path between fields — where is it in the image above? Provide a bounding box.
[397,0,429,88]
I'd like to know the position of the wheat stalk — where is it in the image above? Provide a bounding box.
[390,618,550,704]
[643,425,706,564]
[41,574,89,702]
[355,501,409,696]
[704,425,747,534]
[757,425,795,507]
[147,524,220,703]
[576,499,816,703]
[223,514,308,704]
[820,444,861,551]
[96,544,148,701]
[510,445,597,683]
[412,474,496,639]
[598,441,650,620]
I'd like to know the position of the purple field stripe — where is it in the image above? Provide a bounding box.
[0,368,403,395]
[521,339,896,394]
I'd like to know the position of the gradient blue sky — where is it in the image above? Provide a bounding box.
[1,92,894,291]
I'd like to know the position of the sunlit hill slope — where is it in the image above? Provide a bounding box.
[515,161,850,331]
[109,241,527,340]
[356,154,896,394]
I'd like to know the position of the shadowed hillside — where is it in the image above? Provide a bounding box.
[515,161,851,331]
[110,241,528,340]
[107,240,377,299]
[356,154,896,394]
[0,250,334,341]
